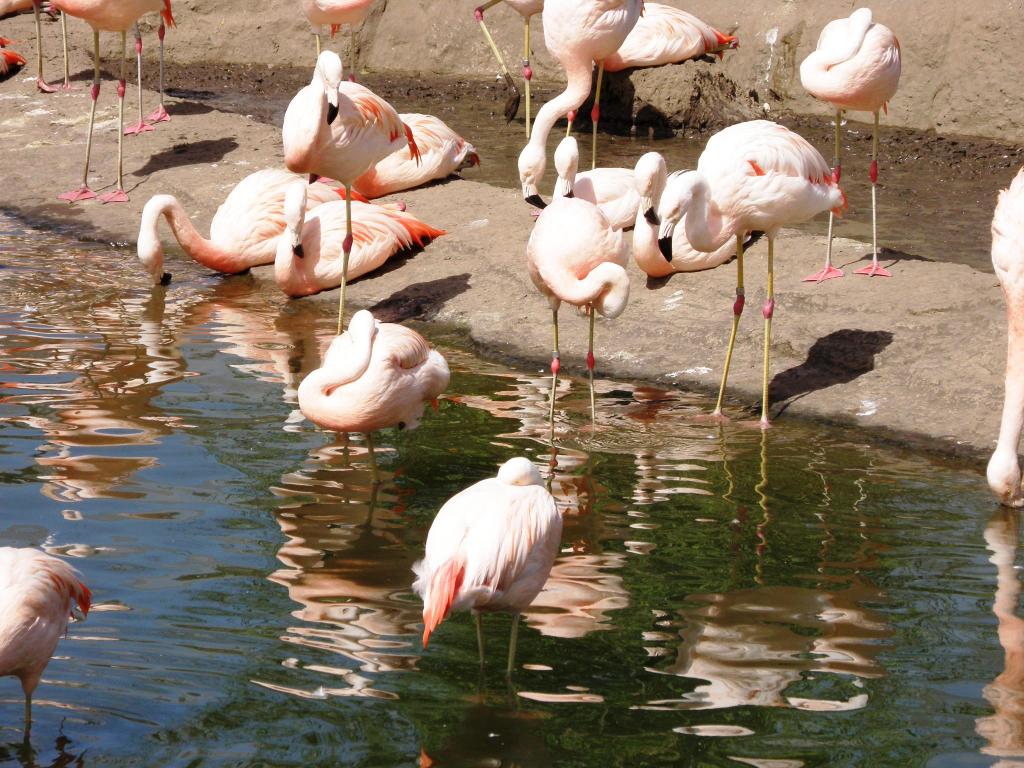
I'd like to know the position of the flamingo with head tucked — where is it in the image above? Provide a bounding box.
[988,168,1024,508]
[0,548,91,733]
[655,119,845,426]
[413,456,562,676]
[604,3,737,72]
[551,135,639,231]
[471,0,543,134]
[799,7,901,281]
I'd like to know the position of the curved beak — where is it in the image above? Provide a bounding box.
[657,220,675,261]
[326,101,339,125]
[525,193,547,210]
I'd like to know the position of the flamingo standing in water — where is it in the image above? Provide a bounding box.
[297,309,449,479]
[413,457,562,676]
[275,180,446,297]
[352,113,479,199]
[301,0,374,73]
[528,179,630,427]
[472,0,543,135]
[0,548,91,732]
[604,3,737,72]
[655,120,845,425]
[137,169,343,284]
[282,50,419,331]
[53,0,175,203]
[800,7,901,281]
[551,135,639,231]
[517,0,641,202]
[987,168,1024,508]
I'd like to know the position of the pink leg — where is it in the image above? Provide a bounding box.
[99,33,130,204]
[804,109,844,283]
[33,0,56,93]
[59,30,100,203]
[124,26,153,135]
[58,12,71,90]
[856,111,891,278]
[146,22,170,124]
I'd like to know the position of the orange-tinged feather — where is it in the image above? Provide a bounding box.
[404,122,421,166]
[398,217,445,247]
[162,0,175,28]
[422,558,464,646]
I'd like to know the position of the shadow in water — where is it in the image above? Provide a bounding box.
[132,138,239,176]
[769,329,894,412]
[369,273,471,323]
[0,725,86,768]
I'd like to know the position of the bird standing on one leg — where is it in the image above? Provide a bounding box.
[799,7,901,282]
[471,0,542,134]
[414,457,562,676]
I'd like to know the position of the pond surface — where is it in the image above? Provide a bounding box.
[0,210,1017,767]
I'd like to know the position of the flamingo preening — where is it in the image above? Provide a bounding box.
[799,7,901,281]
[413,456,562,676]
[472,0,543,135]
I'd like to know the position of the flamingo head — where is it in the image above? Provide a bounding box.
[634,151,667,225]
[656,170,702,260]
[497,456,543,487]
[284,181,307,258]
[518,142,547,209]
[552,136,579,199]
[988,448,1023,508]
[137,194,174,286]
[591,262,631,319]
[313,51,342,120]
[346,309,379,348]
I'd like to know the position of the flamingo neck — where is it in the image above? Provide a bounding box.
[528,55,594,162]
[155,197,249,274]
[994,292,1024,464]
[632,191,666,276]
[543,260,626,315]
[683,179,735,253]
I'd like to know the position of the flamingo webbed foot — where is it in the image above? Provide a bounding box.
[36,77,57,93]
[124,120,154,136]
[98,188,129,204]
[58,185,96,202]
[802,264,844,283]
[146,104,170,123]
[502,73,521,123]
[854,262,892,278]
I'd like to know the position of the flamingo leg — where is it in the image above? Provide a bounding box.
[712,234,746,418]
[349,25,357,80]
[23,693,30,732]
[591,61,604,170]
[99,32,129,204]
[587,305,596,426]
[474,0,520,123]
[856,110,891,278]
[338,186,353,333]
[125,25,153,135]
[366,431,379,484]
[474,611,485,668]
[506,612,520,677]
[146,22,170,123]
[59,11,70,90]
[760,236,775,427]
[315,26,322,60]
[33,0,55,92]
[523,18,532,138]
[548,306,560,433]
[804,109,844,282]
[59,29,100,202]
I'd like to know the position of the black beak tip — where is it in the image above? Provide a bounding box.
[644,207,659,225]
[564,190,574,199]
[326,102,339,125]
[524,194,547,210]
[308,173,320,185]
[658,236,673,262]
[292,243,304,259]
[160,272,172,285]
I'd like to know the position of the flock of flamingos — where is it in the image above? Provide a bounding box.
[0,0,1023,737]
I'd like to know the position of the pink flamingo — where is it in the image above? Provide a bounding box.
[551,135,639,231]
[987,168,1024,508]
[282,50,419,331]
[604,3,737,72]
[301,0,374,72]
[53,0,175,203]
[136,169,343,284]
[275,180,446,297]
[655,120,845,425]
[0,36,26,76]
[800,7,901,281]
[517,0,641,201]
[0,548,91,731]
[413,456,562,675]
[297,309,449,479]
[472,0,543,134]
[528,185,630,426]
[352,113,479,199]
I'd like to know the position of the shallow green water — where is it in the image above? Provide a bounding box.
[0,213,1016,767]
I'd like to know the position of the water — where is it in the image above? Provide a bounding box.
[0,211,1017,767]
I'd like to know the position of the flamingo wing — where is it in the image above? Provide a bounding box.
[605,3,732,71]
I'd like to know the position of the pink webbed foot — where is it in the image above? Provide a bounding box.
[124,120,154,135]
[146,104,170,124]
[802,264,844,283]
[98,188,129,204]
[855,262,892,278]
[59,79,72,91]
[58,185,96,202]
[36,77,58,93]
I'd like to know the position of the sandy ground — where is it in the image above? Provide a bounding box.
[0,51,1010,466]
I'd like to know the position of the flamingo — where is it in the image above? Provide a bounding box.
[0,548,91,731]
[655,120,845,425]
[472,0,543,135]
[604,3,737,72]
[136,169,343,284]
[275,180,446,298]
[282,50,419,332]
[413,456,562,675]
[527,185,630,426]
[551,135,639,231]
[0,36,26,76]
[799,7,901,281]
[631,156,741,276]
[352,113,479,199]
[301,0,374,73]
[297,309,449,478]
[987,168,1024,508]
[53,0,175,203]
[124,17,174,134]
[517,0,641,201]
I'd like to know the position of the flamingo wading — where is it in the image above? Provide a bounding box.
[472,0,543,135]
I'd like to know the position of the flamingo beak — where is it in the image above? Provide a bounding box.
[326,102,339,125]
[657,220,675,261]
[525,194,547,210]
[160,272,172,285]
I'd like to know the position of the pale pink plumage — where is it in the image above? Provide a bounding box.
[301,0,373,31]
[413,457,562,649]
[297,309,449,434]
[352,113,479,199]
[552,135,639,231]
[51,0,171,32]
[275,181,446,297]
[136,169,342,284]
[0,548,90,727]
[0,0,33,15]
[604,3,737,72]
[987,168,1024,507]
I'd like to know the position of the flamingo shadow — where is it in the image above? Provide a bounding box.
[132,138,238,176]
[368,273,471,323]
